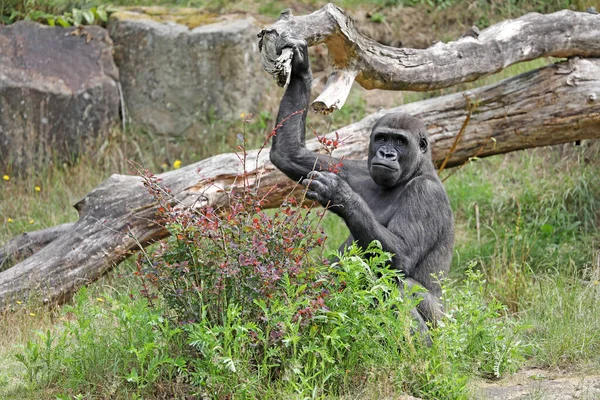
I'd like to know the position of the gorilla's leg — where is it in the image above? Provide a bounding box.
[403,277,444,325]
[400,278,444,346]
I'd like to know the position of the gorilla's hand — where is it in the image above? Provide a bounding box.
[302,171,354,211]
[275,32,311,79]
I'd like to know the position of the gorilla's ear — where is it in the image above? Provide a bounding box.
[419,137,428,153]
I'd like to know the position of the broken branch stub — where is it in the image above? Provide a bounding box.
[259,3,600,114]
[257,27,293,87]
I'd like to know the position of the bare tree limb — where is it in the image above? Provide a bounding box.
[1,56,599,307]
[259,4,600,113]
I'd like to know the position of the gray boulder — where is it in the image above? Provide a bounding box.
[0,22,120,175]
[108,8,272,136]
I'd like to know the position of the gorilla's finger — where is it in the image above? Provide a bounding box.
[275,32,306,63]
[305,190,321,202]
[274,31,291,55]
[306,170,320,179]
[305,179,326,193]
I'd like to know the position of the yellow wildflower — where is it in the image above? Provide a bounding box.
[7,218,13,223]
[16,301,22,305]
[35,186,41,192]
[29,219,34,224]
[594,280,599,285]
[97,297,105,302]
[3,175,9,181]
[29,312,36,316]
[173,159,182,169]
[240,113,245,119]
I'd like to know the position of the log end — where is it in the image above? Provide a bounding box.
[311,100,337,115]
[258,30,293,87]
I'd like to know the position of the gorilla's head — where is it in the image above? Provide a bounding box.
[367,113,430,188]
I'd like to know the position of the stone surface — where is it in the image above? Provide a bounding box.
[477,369,600,399]
[0,22,120,175]
[108,7,273,136]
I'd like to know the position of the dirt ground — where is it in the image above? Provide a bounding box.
[472,368,600,400]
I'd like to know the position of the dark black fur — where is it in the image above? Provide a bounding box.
[270,34,454,336]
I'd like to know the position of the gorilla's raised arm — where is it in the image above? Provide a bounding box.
[269,34,335,182]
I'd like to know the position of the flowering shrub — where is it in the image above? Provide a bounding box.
[136,178,328,327]
[133,120,330,327]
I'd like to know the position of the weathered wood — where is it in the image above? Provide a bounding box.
[1,56,599,307]
[0,223,74,272]
[259,4,600,113]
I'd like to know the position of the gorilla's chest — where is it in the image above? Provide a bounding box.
[360,185,405,227]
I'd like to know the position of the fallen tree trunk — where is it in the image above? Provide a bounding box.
[1,56,599,307]
[259,4,600,112]
[0,223,74,272]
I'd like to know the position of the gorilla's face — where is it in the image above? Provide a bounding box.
[367,114,429,188]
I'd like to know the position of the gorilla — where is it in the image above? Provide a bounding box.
[269,34,454,337]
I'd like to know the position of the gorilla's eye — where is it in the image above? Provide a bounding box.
[393,137,407,146]
[374,134,386,143]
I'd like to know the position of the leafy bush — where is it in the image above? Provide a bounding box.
[15,287,185,398]
[433,268,524,379]
[179,242,421,397]
[134,157,328,327]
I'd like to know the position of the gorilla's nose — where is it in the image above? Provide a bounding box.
[378,149,398,161]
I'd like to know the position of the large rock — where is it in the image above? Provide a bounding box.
[0,22,120,175]
[108,8,272,136]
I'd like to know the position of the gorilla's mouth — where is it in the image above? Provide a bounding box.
[372,163,398,171]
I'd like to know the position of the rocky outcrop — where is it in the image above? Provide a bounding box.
[0,22,120,175]
[109,8,272,136]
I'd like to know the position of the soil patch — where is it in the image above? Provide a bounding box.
[474,368,600,399]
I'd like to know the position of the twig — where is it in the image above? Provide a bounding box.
[438,94,477,175]
[441,137,496,182]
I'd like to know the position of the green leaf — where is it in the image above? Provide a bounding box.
[72,8,83,25]
[28,10,47,21]
[82,9,94,25]
[540,223,554,234]
[57,16,71,27]
[96,8,108,22]
[9,10,22,21]
[126,368,139,383]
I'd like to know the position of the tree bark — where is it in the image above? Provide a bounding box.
[0,223,74,272]
[259,4,600,113]
[1,55,599,307]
